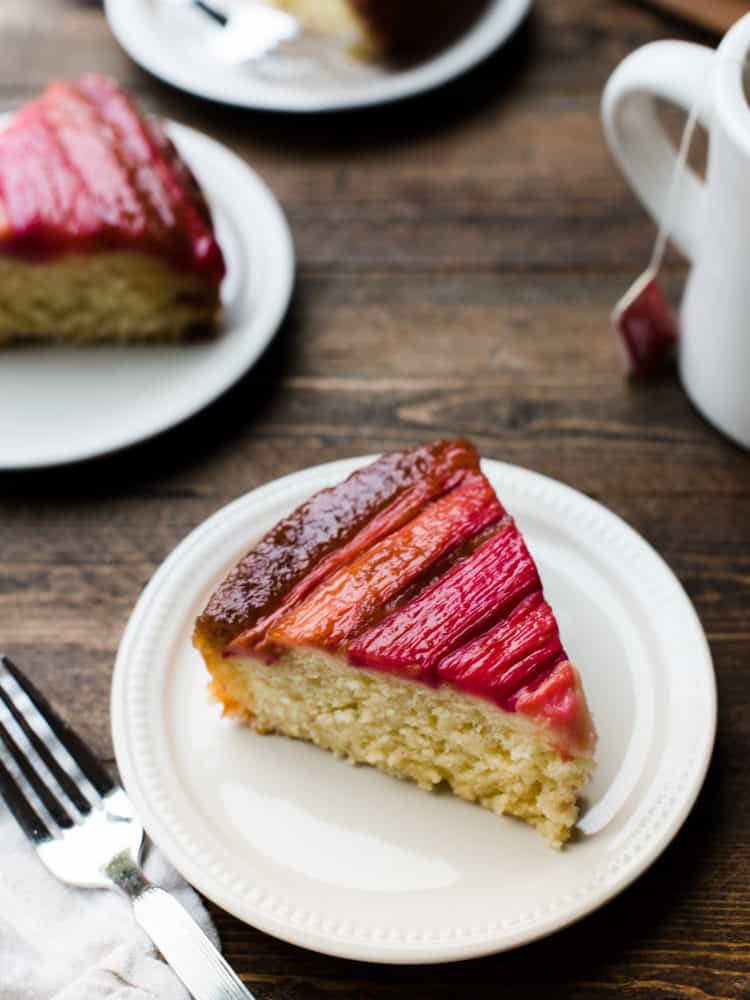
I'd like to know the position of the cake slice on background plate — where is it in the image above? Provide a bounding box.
[0,74,225,344]
[193,439,596,846]
[272,0,487,60]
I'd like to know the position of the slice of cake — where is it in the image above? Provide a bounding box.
[194,440,596,845]
[271,1,485,60]
[0,75,225,344]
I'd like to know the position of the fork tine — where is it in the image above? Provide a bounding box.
[0,753,51,845]
[0,674,92,815]
[0,716,74,829]
[0,657,115,802]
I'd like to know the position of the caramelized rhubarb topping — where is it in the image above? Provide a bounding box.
[198,439,479,650]
[78,75,224,285]
[516,661,597,758]
[0,74,224,287]
[267,471,505,650]
[348,523,540,681]
[435,593,564,709]
[196,436,597,760]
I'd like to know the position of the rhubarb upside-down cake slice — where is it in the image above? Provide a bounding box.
[0,75,225,344]
[193,440,596,845]
[270,1,486,60]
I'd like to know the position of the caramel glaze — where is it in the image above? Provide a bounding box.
[0,75,225,292]
[351,0,491,59]
[195,439,480,650]
[266,470,505,649]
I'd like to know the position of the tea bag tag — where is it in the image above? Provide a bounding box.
[611,63,705,378]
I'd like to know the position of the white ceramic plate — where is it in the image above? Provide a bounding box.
[0,119,294,470]
[104,0,533,113]
[112,456,716,964]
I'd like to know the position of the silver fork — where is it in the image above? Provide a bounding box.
[0,655,256,1000]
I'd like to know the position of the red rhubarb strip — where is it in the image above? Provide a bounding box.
[516,661,597,758]
[77,74,224,284]
[348,522,540,681]
[0,75,224,285]
[267,471,505,650]
[37,82,145,239]
[0,94,100,255]
[435,592,564,708]
[228,473,471,653]
[200,439,480,650]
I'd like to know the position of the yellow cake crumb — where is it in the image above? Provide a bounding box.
[0,252,219,344]
[271,0,382,58]
[197,638,593,846]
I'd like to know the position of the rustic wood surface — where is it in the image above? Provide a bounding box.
[644,0,749,35]
[1,1,749,997]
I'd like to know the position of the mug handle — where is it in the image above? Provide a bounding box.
[601,40,715,261]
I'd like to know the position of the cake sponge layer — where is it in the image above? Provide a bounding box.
[0,252,219,344]
[272,0,380,57]
[201,641,593,846]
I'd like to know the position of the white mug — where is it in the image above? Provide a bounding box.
[602,14,750,449]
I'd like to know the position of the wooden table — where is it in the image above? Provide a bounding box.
[2,2,748,997]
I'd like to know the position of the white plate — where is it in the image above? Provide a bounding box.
[112,456,716,964]
[104,0,533,113]
[0,119,294,470]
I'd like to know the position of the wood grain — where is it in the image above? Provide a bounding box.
[0,1,749,998]
[643,0,748,35]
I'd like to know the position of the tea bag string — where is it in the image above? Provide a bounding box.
[649,54,749,275]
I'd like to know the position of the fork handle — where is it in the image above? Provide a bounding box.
[133,886,256,999]
[107,852,255,998]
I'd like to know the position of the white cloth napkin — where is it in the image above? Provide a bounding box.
[0,807,220,999]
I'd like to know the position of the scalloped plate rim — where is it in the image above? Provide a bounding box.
[111,455,716,963]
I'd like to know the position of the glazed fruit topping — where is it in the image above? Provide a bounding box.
[267,471,505,649]
[0,74,224,286]
[214,439,481,652]
[435,592,564,709]
[348,523,540,680]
